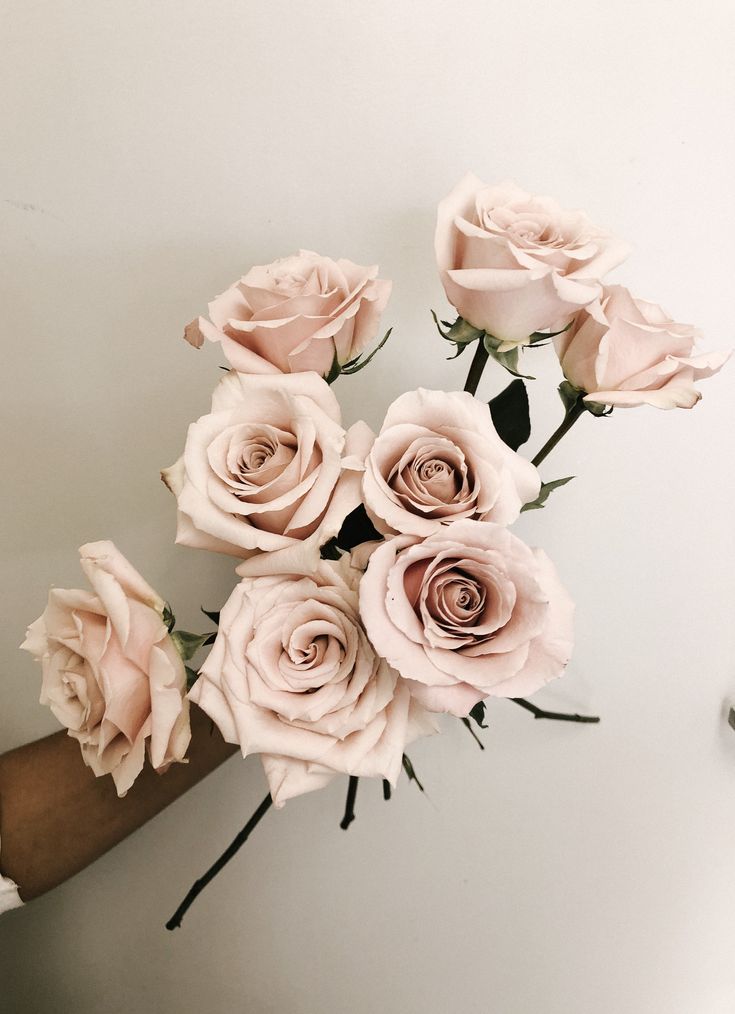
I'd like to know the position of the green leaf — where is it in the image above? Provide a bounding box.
[488,379,531,451]
[521,475,575,512]
[170,630,214,662]
[200,607,220,625]
[336,504,383,552]
[340,328,393,375]
[319,537,343,561]
[469,701,488,728]
[185,665,200,690]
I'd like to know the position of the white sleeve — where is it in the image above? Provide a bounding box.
[0,836,23,914]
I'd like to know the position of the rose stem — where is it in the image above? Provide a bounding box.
[340,776,359,830]
[460,716,485,749]
[531,400,586,467]
[382,779,392,801]
[463,339,490,396]
[511,698,600,724]
[165,792,273,931]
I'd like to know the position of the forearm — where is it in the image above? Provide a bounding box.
[0,704,237,901]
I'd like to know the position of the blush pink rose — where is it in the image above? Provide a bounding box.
[184,250,392,378]
[359,520,574,718]
[554,285,731,409]
[162,371,374,564]
[189,556,435,807]
[363,388,540,536]
[435,174,629,347]
[21,542,190,796]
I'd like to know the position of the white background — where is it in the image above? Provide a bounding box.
[2,2,734,1011]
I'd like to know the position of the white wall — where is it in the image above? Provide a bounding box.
[2,2,734,1011]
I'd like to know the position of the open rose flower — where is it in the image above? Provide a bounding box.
[435,174,629,347]
[554,285,731,409]
[189,556,435,807]
[162,371,373,564]
[360,520,574,717]
[184,250,392,378]
[20,542,190,796]
[363,388,540,536]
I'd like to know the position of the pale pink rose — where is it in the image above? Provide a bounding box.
[162,371,374,564]
[359,521,574,718]
[363,388,540,537]
[555,285,731,409]
[435,174,629,347]
[189,556,436,807]
[184,250,392,378]
[20,542,190,796]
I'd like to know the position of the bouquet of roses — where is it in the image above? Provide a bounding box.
[21,175,728,929]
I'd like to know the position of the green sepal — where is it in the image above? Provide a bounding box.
[201,607,220,625]
[460,716,485,750]
[585,400,614,418]
[558,380,585,413]
[483,334,535,380]
[185,665,200,691]
[162,603,175,633]
[558,380,613,418]
[402,754,425,793]
[170,630,215,662]
[521,476,575,513]
[339,328,393,376]
[432,311,484,347]
[447,317,484,345]
[528,321,573,345]
[488,379,531,451]
[324,353,342,385]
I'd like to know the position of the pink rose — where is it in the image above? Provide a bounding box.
[20,542,190,796]
[184,250,392,378]
[359,521,574,717]
[555,285,731,409]
[363,388,540,536]
[435,174,629,346]
[189,556,435,807]
[162,371,373,563]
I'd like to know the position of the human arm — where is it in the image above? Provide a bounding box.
[0,703,237,903]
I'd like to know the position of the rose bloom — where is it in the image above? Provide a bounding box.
[555,285,731,409]
[189,556,435,807]
[435,174,629,347]
[360,520,574,717]
[184,250,392,378]
[21,542,190,796]
[363,388,540,537]
[162,371,373,562]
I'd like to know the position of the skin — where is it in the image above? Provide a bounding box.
[0,704,237,901]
